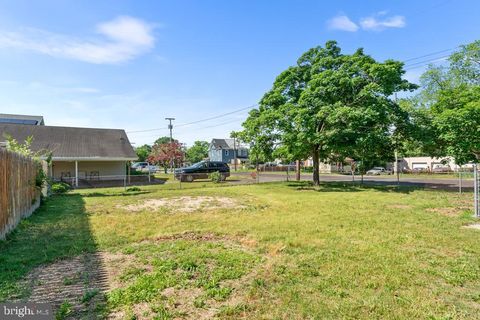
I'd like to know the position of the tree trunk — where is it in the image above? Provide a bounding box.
[312,147,320,186]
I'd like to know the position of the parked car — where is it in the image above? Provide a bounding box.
[131,162,149,170]
[140,165,159,173]
[174,161,230,182]
[366,167,392,175]
[432,165,452,173]
[410,167,429,174]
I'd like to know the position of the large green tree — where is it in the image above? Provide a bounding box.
[185,141,209,163]
[417,40,480,163]
[241,41,416,185]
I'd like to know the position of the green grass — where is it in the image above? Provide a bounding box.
[1,181,480,319]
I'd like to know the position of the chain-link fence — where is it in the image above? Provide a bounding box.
[60,174,163,189]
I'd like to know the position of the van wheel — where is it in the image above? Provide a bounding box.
[220,174,227,181]
[186,175,194,182]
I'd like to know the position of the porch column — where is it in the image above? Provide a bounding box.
[75,160,79,187]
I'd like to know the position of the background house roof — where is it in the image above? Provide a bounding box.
[0,113,44,125]
[0,124,137,160]
[210,138,248,150]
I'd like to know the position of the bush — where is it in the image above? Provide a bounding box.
[209,171,223,183]
[35,167,48,189]
[126,187,141,192]
[51,182,71,194]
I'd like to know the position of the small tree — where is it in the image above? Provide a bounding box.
[135,144,152,162]
[148,141,185,173]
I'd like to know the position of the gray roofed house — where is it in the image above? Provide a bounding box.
[0,119,137,187]
[0,113,45,125]
[208,138,249,164]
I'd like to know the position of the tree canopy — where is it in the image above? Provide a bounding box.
[241,41,416,184]
[135,144,152,162]
[154,136,173,145]
[414,40,480,163]
[185,141,209,163]
[148,141,184,172]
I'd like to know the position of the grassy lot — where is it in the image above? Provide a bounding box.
[1,182,480,319]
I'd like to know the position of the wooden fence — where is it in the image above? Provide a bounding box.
[0,149,41,239]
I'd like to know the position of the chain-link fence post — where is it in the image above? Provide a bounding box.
[474,163,479,218]
[458,166,462,194]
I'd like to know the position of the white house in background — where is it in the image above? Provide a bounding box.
[0,114,137,187]
[398,156,474,172]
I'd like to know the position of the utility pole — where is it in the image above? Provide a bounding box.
[165,117,175,174]
[165,117,175,143]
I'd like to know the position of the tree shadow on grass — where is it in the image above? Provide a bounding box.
[80,190,151,198]
[0,193,109,318]
[287,181,418,194]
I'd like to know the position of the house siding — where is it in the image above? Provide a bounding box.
[52,160,126,180]
[208,149,248,163]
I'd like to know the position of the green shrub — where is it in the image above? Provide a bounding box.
[209,171,223,183]
[51,182,71,194]
[126,187,141,192]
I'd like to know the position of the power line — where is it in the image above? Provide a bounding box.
[176,105,255,128]
[404,54,450,69]
[403,47,457,63]
[143,118,243,145]
[126,104,255,134]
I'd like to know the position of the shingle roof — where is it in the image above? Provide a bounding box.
[0,113,44,125]
[210,138,248,150]
[0,124,137,160]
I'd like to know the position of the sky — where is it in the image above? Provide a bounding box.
[0,0,478,147]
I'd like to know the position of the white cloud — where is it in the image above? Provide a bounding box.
[360,14,406,31]
[327,15,359,32]
[0,16,156,64]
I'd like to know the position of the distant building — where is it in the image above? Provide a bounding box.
[0,113,44,125]
[208,138,249,164]
[398,156,474,172]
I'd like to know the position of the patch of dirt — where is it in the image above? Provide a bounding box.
[462,223,480,230]
[20,252,135,319]
[123,196,244,213]
[113,234,267,320]
[140,232,259,255]
[19,234,266,320]
[426,207,468,217]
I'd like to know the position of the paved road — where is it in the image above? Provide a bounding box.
[234,172,474,191]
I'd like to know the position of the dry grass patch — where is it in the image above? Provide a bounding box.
[122,196,245,213]
[462,223,480,230]
[107,236,265,319]
[426,207,469,217]
[388,204,413,210]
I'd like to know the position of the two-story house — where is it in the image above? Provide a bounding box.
[208,138,249,164]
